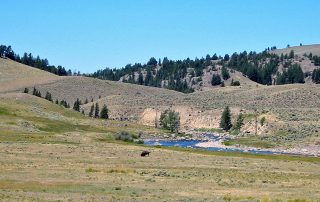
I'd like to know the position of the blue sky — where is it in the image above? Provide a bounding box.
[1,0,319,73]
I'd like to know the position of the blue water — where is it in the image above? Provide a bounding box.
[144,134,290,155]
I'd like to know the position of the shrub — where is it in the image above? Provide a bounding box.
[260,117,266,126]
[231,80,240,86]
[114,131,136,142]
[211,74,222,86]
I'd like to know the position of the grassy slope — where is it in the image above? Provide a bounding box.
[0,58,62,93]
[0,93,319,201]
[2,54,320,148]
[35,76,320,147]
[271,44,320,56]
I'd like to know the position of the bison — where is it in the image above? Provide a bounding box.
[141,151,150,157]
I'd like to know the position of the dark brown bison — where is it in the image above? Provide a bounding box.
[141,151,150,157]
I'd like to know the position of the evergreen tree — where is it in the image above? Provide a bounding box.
[211,74,222,86]
[23,88,29,93]
[33,87,37,96]
[144,69,153,86]
[89,104,94,117]
[138,72,144,85]
[44,92,53,102]
[73,98,81,112]
[94,103,100,118]
[289,50,295,59]
[220,106,232,131]
[55,99,59,104]
[100,104,109,119]
[147,57,157,66]
[233,113,244,131]
[224,54,230,61]
[312,69,320,84]
[221,66,230,80]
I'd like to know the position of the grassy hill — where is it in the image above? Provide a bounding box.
[0,49,320,201]
[0,58,62,93]
[0,92,319,201]
[2,58,320,149]
[271,44,320,56]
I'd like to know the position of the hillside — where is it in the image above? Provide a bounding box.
[1,56,319,150]
[90,45,320,93]
[271,44,320,56]
[0,49,320,201]
[0,58,62,93]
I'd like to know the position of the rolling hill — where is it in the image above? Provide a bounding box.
[1,57,317,150]
[271,44,320,56]
[1,46,320,201]
[0,58,62,93]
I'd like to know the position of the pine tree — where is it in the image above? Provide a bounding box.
[55,99,59,104]
[94,103,99,118]
[221,66,230,80]
[289,50,294,59]
[220,106,232,131]
[100,104,109,119]
[33,87,37,96]
[233,113,244,131]
[89,104,94,117]
[45,92,52,102]
[23,88,29,93]
[211,74,222,86]
[73,98,81,112]
[138,72,144,85]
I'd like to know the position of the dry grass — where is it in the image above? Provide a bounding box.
[0,58,62,93]
[2,57,320,148]
[0,135,319,201]
[271,44,320,56]
[0,90,319,201]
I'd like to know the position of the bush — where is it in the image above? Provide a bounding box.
[231,80,240,86]
[114,131,135,142]
[160,109,180,132]
[211,74,222,86]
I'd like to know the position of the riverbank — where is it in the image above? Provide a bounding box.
[144,132,320,157]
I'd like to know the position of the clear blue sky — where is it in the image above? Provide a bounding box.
[1,0,319,73]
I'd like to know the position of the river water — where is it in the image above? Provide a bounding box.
[144,134,291,155]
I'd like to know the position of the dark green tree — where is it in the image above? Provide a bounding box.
[221,66,230,80]
[94,103,100,118]
[100,104,109,119]
[220,106,232,131]
[233,113,244,131]
[138,72,144,85]
[45,92,53,102]
[211,74,222,86]
[73,98,81,112]
[23,88,29,93]
[89,104,94,117]
[289,50,295,59]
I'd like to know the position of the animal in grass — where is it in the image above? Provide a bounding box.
[141,151,150,157]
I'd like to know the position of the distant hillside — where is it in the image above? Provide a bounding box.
[89,45,320,93]
[1,58,320,147]
[271,44,320,56]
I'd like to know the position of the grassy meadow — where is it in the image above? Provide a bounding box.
[0,93,319,201]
